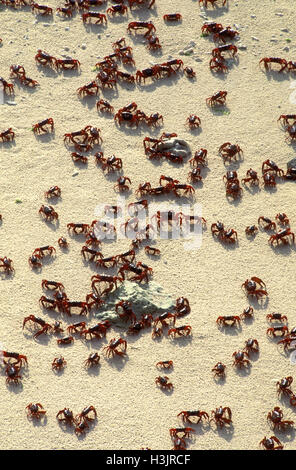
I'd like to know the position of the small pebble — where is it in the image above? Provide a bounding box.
[251,36,259,41]
[6,101,17,106]
[43,24,50,27]
[72,172,79,177]
[238,44,247,50]
[179,50,184,56]
[65,27,70,31]
[276,12,283,16]
[250,14,256,18]
[81,44,87,50]
[281,28,289,32]
[270,39,278,43]
[283,46,290,52]
[97,34,101,39]
[64,46,70,51]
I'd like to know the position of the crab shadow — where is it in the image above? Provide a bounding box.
[207,105,230,116]
[211,423,234,441]
[129,5,158,19]
[203,4,229,18]
[107,14,129,25]
[82,23,108,33]
[0,270,15,280]
[225,195,242,207]
[35,65,57,79]
[15,81,40,94]
[27,415,48,427]
[136,74,182,93]
[57,422,77,435]
[187,126,202,137]
[274,428,295,442]
[86,365,101,377]
[72,158,89,170]
[216,325,242,336]
[33,132,55,143]
[42,219,60,231]
[247,296,269,310]
[57,68,82,78]
[269,243,296,256]
[79,95,99,111]
[243,183,261,195]
[116,80,136,92]
[213,375,226,386]
[261,70,291,82]
[103,353,128,371]
[0,140,16,149]
[167,335,193,347]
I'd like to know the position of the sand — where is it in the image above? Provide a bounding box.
[1,0,296,450]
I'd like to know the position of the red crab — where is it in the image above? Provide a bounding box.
[242,277,268,300]
[127,21,156,38]
[219,142,242,163]
[0,128,15,143]
[82,12,107,24]
[269,229,295,246]
[103,338,127,358]
[155,376,173,391]
[77,81,99,98]
[186,115,201,129]
[206,90,227,106]
[32,118,54,134]
[259,57,288,72]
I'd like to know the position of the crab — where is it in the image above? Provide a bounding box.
[242,168,260,186]
[39,205,58,222]
[267,326,289,338]
[84,352,101,368]
[82,11,107,24]
[97,99,114,114]
[210,407,232,428]
[244,338,259,355]
[259,57,288,72]
[258,216,276,231]
[0,77,14,95]
[260,436,283,450]
[269,229,295,246]
[156,360,173,370]
[155,376,173,391]
[0,257,14,274]
[168,325,192,337]
[186,115,201,129]
[31,2,53,15]
[177,410,209,425]
[56,408,76,426]
[35,50,57,68]
[114,176,131,192]
[216,315,241,327]
[26,403,46,419]
[242,277,268,300]
[127,21,156,38]
[266,312,288,323]
[212,44,238,58]
[52,356,67,371]
[276,376,294,398]
[0,128,15,143]
[5,364,22,385]
[209,56,228,73]
[267,407,294,431]
[44,186,61,199]
[23,315,52,339]
[103,338,127,358]
[77,81,99,98]
[262,159,284,177]
[232,350,250,368]
[56,58,80,70]
[275,213,289,226]
[32,118,54,134]
[245,225,258,237]
[206,90,227,106]
[219,142,243,163]
[212,362,226,378]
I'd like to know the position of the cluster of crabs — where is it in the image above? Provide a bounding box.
[25,402,98,436]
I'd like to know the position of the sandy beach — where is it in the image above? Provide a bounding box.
[1,0,296,450]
